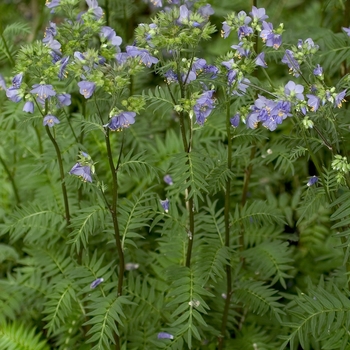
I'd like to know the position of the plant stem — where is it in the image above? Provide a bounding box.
[0,155,20,204]
[0,30,15,66]
[105,129,123,350]
[218,100,233,350]
[45,126,71,226]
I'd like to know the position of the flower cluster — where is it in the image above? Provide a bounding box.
[193,89,216,125]
[222,6,282,50]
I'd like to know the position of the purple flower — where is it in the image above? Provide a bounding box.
[313,64,323,76]
[30,84,56,100]
[90,277,104,289]
[105,111,136,131]
[157,332,174,340]
[198,4,214,19]
[232,42,251,57]
[43,115,60,127]
[69,162,92,182]
[160,199,169,213]
[238,25,253,40]
[115,52,129,64]
[57,93,71,106]
[246,96,291,131]
[307,94,321,112]
[260,21,273,42]
[177,5,190,25]
[203,65,219,78]
[334,90,346,108]
[230,114,240,127]
[193,89,215,125]
[164,69,178,84]
[163,174,173,185]
[284,81,304,100]
[86,0,103,19]
[43,21,57,43]
[58,56,69,80]
[12,73,23,88]
[46,0,60,9]
[221,22,231,38]
[23,101,34,113]
[307,176,318,186]
[78,81,96,99]
[281,50,300,77]
[260,21,281,49]
[255,52,267,68]
[6,88,22,102]
[100,26,122,47]
[126,46,159,67]
[250,6,268,22]
[342,27,350,36]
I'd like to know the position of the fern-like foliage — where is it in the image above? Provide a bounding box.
[233,280,285,323]
[0,323,49,350]
[84,293,133,350]
[242,240,294,289]
[280,283,350,350]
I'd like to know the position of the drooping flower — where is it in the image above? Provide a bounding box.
[306,94,321,112]
[46,0,61,9]
[43,115,60,127]
[58,56,69,80]
[230,114,240,127]
[198,4,214,19]
[221,22,231,38]
[6,88,22,102]
[105,111,136,131]
[69,163,92,182]
[307,176,318,186]
[160,199,169,213]
[30,84,56,100]
[12,73,23,88]
[43,21,57,43]
[255,52,267,68]
[100,26,122,47]
[23,101,34,113]
[342,27,350,36]
[57,93,71,106]
[334,90,346,108]
[157,332,174,340]
[90,278,104,289]
[126,46,159,67]
[163,174,173,185]
[164,69,178,84]
[281,50,300,76]
[78,81,96,99]
[86,0,103,19]
[313,64,323,76]
[237,25,253,40]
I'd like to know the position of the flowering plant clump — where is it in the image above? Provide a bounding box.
[1,1,350,350]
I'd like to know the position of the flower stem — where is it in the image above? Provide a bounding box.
[218,99,233,349]
[0,155,20,204]
[45,126,71,226]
